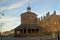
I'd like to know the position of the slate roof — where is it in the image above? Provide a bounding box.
[21,12,37,16]
[43,14,60,21]
[15,24,43,29]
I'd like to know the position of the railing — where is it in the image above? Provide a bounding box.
[0,35,58,40]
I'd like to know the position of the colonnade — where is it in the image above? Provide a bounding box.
[16,29,39,34]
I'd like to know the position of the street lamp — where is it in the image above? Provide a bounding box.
[0,12,4,40]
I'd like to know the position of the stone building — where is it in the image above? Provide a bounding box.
[38,11,60,38]
[40,11,60,33]
[14,6,45,37]
[14,5,60,38]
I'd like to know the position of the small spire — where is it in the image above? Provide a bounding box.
[27,0,31,12]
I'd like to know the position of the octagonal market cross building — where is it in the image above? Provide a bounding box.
[14,6,44,37]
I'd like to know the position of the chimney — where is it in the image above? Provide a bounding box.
[43,16,45,19]
[53,11,56,14]
[46,12,50,17]
[41,16,42,20]
[38,18,40,20]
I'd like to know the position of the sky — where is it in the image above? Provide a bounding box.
[0,0,60,32]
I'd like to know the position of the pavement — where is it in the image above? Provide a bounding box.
[0,35,59,40]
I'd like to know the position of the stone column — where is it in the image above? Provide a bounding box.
[20,29,21,34]
[39,29,41,32]
[31,29,32,34]
[19,30,21,34]
[22,29,24,34]
[26,28,28,34]
[35,29,36,34]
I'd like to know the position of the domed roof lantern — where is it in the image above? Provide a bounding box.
[27,1,31,12]
[27,6,31,12]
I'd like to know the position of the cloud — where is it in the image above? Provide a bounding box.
[0,0,47,12]
[0,16,20,32]
[0,0,51,12]
[0,0,28,12]
[58,4,60,8]
[0,0,9,3]
[8,0,27,9]
[56,10,60,15]
[0,7,8,12]
[2,21,20,32]
[0,16,20,22]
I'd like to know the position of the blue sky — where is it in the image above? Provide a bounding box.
[0,0,60,32]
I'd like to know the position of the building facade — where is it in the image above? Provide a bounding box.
[39,11,60,33]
